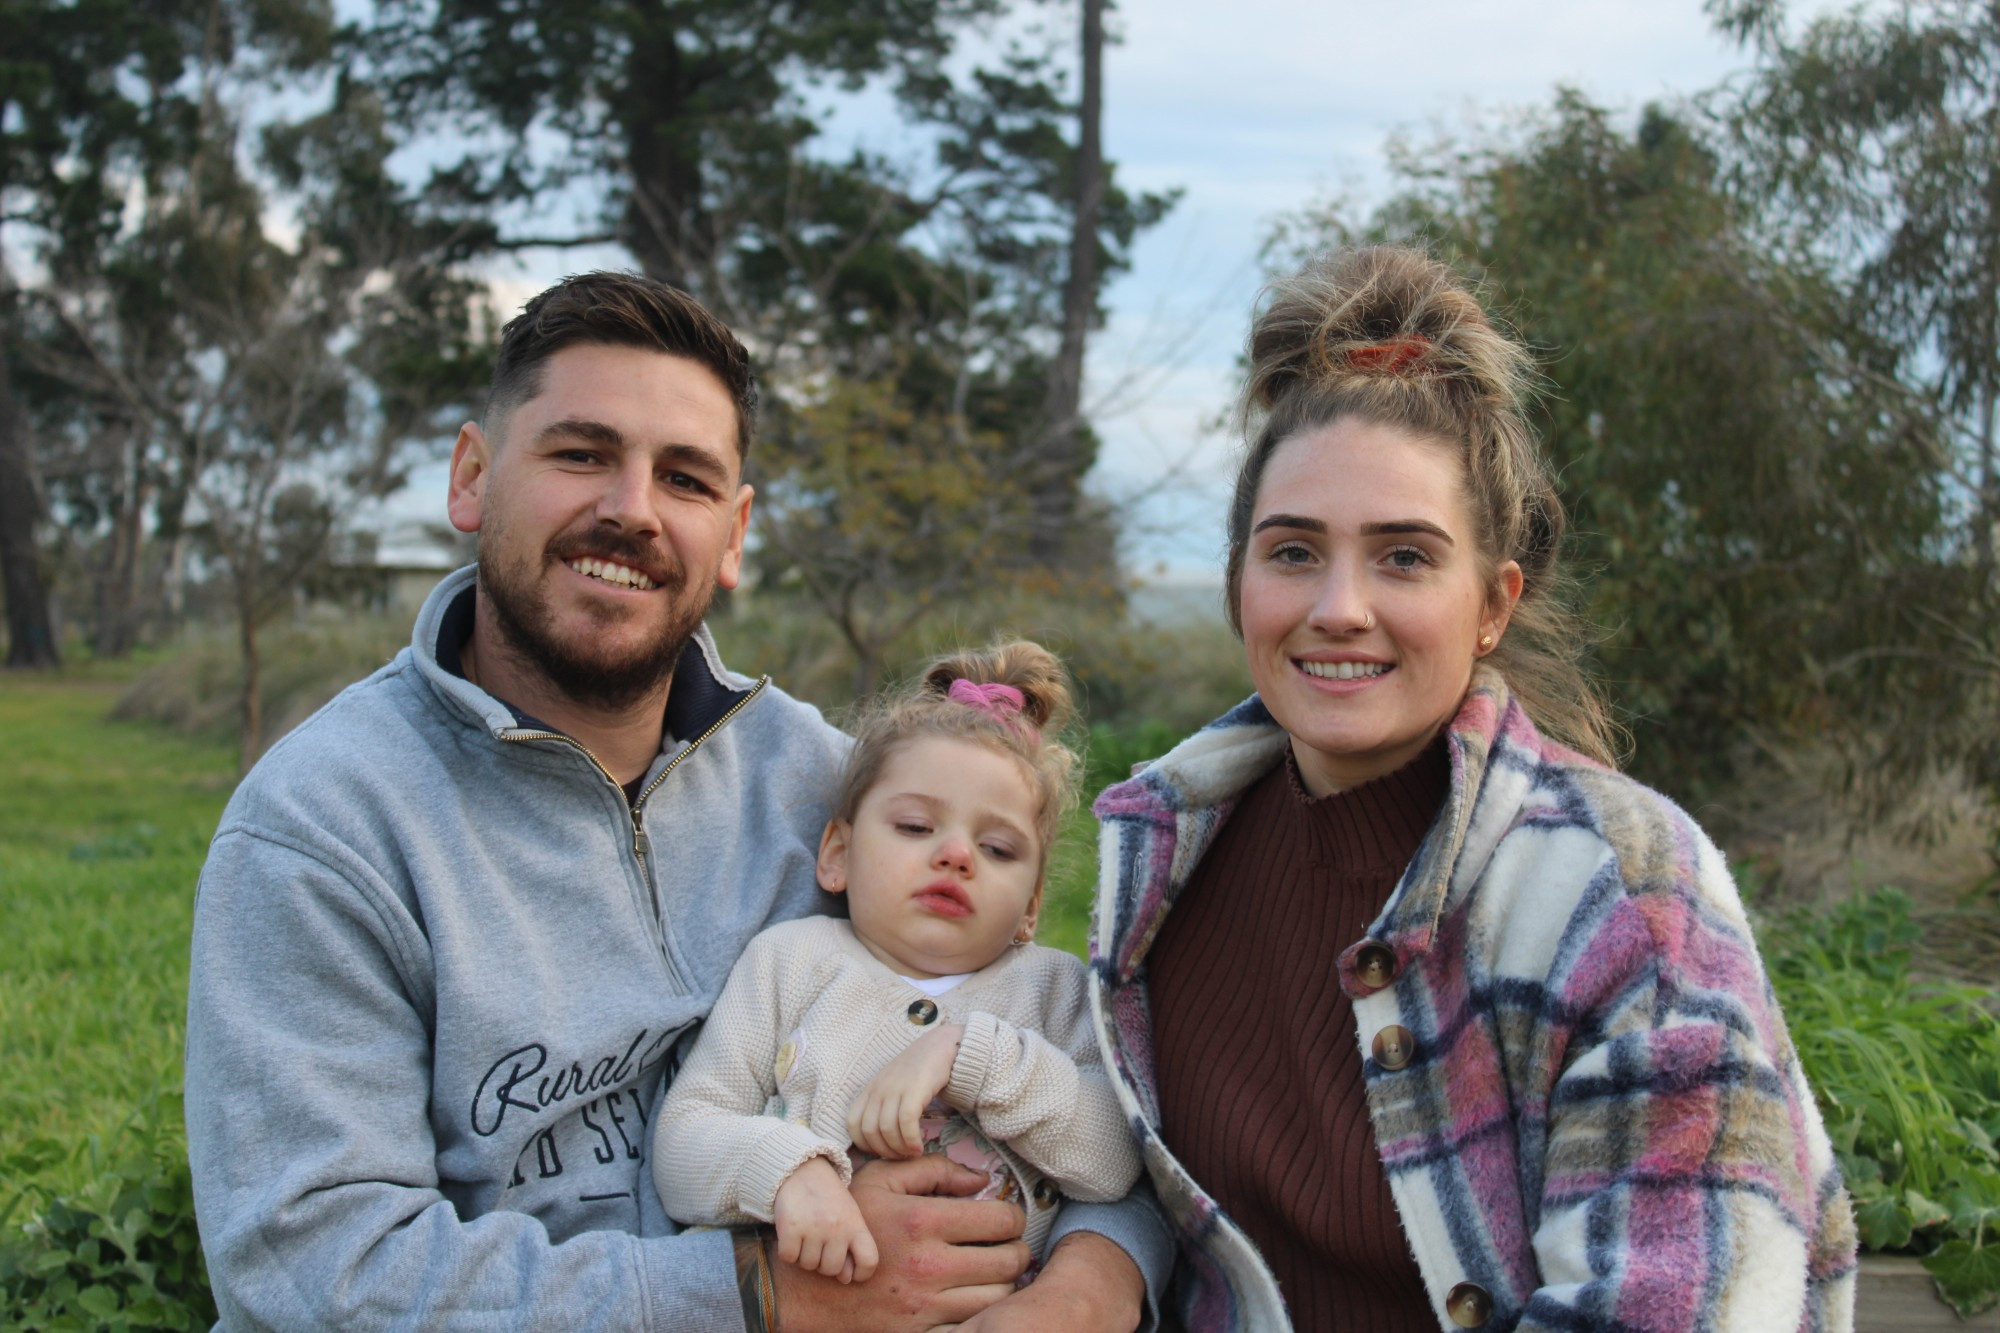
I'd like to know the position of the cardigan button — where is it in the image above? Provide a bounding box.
[1371,1024,1416,1071]
[906,998,939,1026]
[1446,1281,1493,1327]
[1354,942,1398,989]
[1032,1179,1059,1209]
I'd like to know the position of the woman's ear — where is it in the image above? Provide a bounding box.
[816,821,852,895]
[1479,560,1525,656]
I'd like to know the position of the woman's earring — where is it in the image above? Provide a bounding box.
[1478,633,1495,651]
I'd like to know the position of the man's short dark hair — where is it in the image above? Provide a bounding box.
[486,272,758,458]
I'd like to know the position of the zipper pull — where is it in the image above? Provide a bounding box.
[633,823,650,862]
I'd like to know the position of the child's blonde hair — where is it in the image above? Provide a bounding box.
[834,640,1081,872]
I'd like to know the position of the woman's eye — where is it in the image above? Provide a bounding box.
[1269,542,1313,566]
[1385,546,1429,572]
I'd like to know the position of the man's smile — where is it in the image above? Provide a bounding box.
[564,556,660,591]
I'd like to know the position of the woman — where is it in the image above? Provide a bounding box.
[1089,247,1856,1332]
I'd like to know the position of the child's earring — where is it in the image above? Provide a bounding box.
[1010,923,1034,947]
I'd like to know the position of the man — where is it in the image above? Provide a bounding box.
[184,273,1168,1330]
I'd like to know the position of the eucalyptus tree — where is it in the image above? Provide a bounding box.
[10,0,339,658]
[1706,0,2000,828]
[0,0,200,664]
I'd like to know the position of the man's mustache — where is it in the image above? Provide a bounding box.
[549,531,685,591]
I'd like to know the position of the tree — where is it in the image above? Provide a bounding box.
[7,0,340,660]
[185,81,489,766]
[1708,0,2000,824]
[0,0,189,665]
[358,0,1172,677]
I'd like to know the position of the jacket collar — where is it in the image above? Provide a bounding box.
[1093,666,1515,987]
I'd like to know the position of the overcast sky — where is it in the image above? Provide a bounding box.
[386,0,1842,578]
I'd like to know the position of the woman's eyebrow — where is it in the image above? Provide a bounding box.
[1362,519,1455,545]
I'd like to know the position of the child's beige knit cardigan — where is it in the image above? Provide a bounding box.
[652,915,1142,1257]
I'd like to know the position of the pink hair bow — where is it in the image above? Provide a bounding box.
[947,678,1027,726]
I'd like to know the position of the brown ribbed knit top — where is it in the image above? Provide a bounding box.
[1148,738,1448,1332]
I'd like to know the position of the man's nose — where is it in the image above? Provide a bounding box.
[595,458,661,534]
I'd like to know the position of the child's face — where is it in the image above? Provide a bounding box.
[817,736,1044,979]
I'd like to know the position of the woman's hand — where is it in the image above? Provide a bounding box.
[774,1157,880,1283]
[849,1023,964,1159]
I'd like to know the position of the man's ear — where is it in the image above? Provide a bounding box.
[447,421,491,535]
[716,483,754,591]
[815,819,851,895]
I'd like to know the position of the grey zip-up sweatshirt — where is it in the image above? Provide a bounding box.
[186,568,1170,1330]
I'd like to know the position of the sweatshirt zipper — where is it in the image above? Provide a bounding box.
[498,676,769,983]
[628,676,769,847]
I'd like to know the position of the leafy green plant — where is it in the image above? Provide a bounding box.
[1765,888,2000,1318]
[0,1095,214,1331]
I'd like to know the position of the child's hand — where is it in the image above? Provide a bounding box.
[848,1022,964,1160]
[773,1157,879,1283]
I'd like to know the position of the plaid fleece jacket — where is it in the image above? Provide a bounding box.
[1089,670,1857,1332]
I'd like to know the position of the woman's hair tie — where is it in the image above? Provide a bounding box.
[946,678,1029,729]
[1348,335,1432,375]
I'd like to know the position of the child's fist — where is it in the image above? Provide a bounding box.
[773,1157,879,1284]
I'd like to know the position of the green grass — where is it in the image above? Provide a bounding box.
[0,669,238,1198]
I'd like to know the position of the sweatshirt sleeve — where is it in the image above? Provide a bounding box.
[942,954,1142,1204]
[185,829,743,1331]
[653,932,852,1225]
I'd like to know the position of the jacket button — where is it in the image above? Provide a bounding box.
[1354,942,1397,989]
[1446,1281,1492,1327]
[1371,1024,1416,1071]
[906,998,939,1025]
[1032,1179,1059,1209]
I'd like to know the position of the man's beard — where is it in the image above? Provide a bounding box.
[478,522,712,714]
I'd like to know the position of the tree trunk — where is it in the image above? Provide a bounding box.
[1032,0,1105,561]
[237,575,262,772]
[0,342,60,668]
[91,422,147,658]
[620,26,702,289]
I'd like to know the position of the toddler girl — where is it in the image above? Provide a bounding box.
[652,641,1141,1284]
